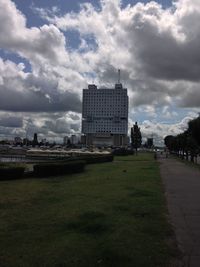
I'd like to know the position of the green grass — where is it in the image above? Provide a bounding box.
[0,153,177,267]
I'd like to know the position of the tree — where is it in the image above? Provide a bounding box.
[188,116,200,146]
[164,135,174,151]
[177,132,187,159]
[186,135,198,162]
[131,122,142,154]
[164,135,180,155]
[164,117,200,163]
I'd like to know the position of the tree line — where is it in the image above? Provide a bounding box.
[164,116,200,162]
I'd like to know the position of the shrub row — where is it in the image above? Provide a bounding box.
[0,165,25,180]
[63,154,114,164]
[0,154,113,180]
[112,148,134,156]
[79,154,114,164]
[33,160,86,177]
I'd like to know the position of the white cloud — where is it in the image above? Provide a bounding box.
[138,113,199,145]
[1,0,200,140]
[0,59,81,112]
[0,0,69,67]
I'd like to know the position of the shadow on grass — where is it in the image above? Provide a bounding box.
[127,187,154,198]
[131,207,158,218]
[141,166,156,170]
[113,204,131,212]
[99,247,132,267]
[0,202,17,209]
[64,211,111,235]
[113,202,158,219]
[114,159,152,162]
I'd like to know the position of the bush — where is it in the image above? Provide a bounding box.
[112,148,133,156]
[57,154,114,165]
[0,165,25,180]
[33,160,86,177]
[80,154,114,164]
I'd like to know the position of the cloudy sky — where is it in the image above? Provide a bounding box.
[0,0,200,144]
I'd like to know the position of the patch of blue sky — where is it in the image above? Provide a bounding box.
[64,30,98,52]
[121,0,172,8]
[83,71,97,82]
[64,30,81,51]
[0,49,31,73]
[12,0,173,30]
[13,0,101,28]
[13,0,46,28]
[30,0,101,13]
[79,34,98,52]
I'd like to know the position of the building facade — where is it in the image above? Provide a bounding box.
[82,83,129,147]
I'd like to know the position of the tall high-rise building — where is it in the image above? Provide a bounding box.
[82,82,129,147]
[33,133,38,146]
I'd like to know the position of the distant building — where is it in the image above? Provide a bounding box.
[33,133,38,146]
[23,138,29,146]
[80,135,86,145]
[82,80,129,147]
[41,139,47,145]
[14,136,22,145]
[63,136,69,145]
[70,135,78,145]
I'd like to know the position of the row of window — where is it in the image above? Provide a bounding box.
[83,98,127,101]
[83,92,127,96]
[83,129,127,133]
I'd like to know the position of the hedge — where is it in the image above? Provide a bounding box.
[0,165,25,180]
[83,154,114,164]
[33,160,86,177]
[112,148,133,156]
[60,154,114,164]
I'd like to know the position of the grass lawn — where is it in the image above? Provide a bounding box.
[0,153,177,267]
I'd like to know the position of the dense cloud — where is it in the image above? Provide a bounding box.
[0,0,68,66]
[0,111,81,141]
[1,0,200,141]
[0,59,81,112]
[128,113,198,145]
[0,116,23,128]
[46,0,200,105]
[0,84,81,113]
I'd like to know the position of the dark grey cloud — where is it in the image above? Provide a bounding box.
[0,85,81,112]
[131,19,200,82]
[0,116,23,128]
[0,63,81,113]
[179,84,200,107]
[44,120,71,134]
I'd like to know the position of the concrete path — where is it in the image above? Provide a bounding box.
[159,155,200,267]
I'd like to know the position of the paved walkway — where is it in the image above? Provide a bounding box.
[159,155,200,267]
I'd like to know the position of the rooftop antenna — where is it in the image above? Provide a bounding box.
[118,69,120,84]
